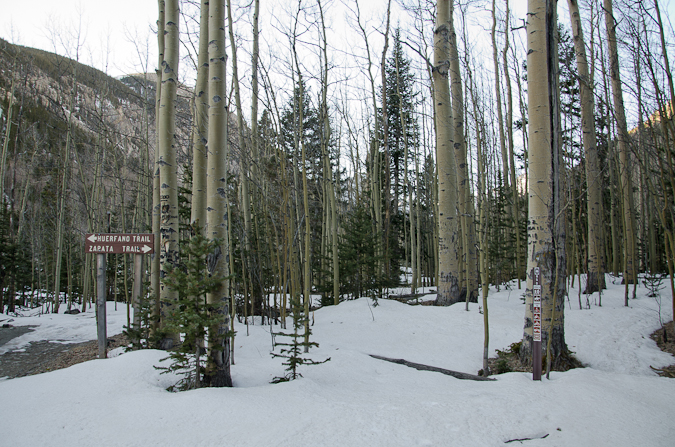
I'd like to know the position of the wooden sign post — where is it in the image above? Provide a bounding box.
[96,252,107,360]
[85,233,154,359]
[532,267,542,381]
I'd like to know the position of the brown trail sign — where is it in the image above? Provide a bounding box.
[85,233,154,359]
[85,233,154,254]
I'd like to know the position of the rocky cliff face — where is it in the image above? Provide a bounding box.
[0,38,195,233]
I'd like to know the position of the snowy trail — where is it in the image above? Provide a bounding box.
[0,303,129,355]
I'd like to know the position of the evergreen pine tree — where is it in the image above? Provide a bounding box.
[271,295,329,383]
[338,201,383,300]
[372,28,420,286]
[156,231,227,390]
[383,28,419,211]
[123,286,160,350]
[487,172,516,288]
[0,205,31,313]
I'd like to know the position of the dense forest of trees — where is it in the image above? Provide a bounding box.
[1,0,674,386]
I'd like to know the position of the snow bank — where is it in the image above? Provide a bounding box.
[1,276,673,446]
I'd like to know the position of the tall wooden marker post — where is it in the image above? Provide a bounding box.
[85,233,154,359]
[532,267,542,380]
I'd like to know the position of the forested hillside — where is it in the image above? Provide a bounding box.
[0,38,187,313]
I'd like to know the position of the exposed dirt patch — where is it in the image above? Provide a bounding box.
[0,324,37,347]
[0,332,129,380]
[650,320,675,378]
[478,341,583,377]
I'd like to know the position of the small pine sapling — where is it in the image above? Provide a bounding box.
[271,295,329,383]
[156,233,226,391]
[643,272,667,342]
[643,272,665,298]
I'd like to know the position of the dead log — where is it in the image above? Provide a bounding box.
[387,293,437,305]
[369,354,496,381]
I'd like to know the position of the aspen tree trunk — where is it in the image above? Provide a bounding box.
[491,0,516,285]
[226,186,236,356]
[250,0,260,170]
[416,152,422,291]
[353,2,384,281]
[606,131,621,274]
[432,138,439,287]
[157,0,180,348]
[115,160,130,321]
[285,31,304,313]
[250,0,263,321]
[654,0,675,322]
[16,147,37,240]
[604,0,637,285]
[190,0,209,231]
[287,14,312,344]
[204,0,232,387]
[434,0,461,306]
[151,0,165,339]
[396,52,416,293]
[503,0,523,288]
[466,42,490,371]
[477,110,490,375]
[514,50,529,204]
[650,0,675,319]
[0,64,16,198]
[72,127,102,312]
[491,0,510,192]
[227,0,255,317]
[568,0,606,293]
[520,0,569,369]
[53,78,76,314]
[280,141,290,327]
[593,26,618,276]
[293,56,312,352]
[251,0,262,311]
[131,143,144,324]
[448,1,478,304]
[317,0,339,305]
[321,177,328,298]
[380,0,392,280]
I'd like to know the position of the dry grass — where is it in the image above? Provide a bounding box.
[650,320,675,378]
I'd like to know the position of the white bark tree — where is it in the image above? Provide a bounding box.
[520,0,570,370]
[204,0,233,387]
[157,0,181,349]
[603,0,637,289]
[435,0,461,306]
[567,0,605,294]
[190,0,209,231]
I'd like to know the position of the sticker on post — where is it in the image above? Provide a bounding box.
[533,313,542,341]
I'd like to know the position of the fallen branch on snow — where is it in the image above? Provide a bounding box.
[650,365,675,378]
[504,433,549,443]
[387,293,435,301]
[369,354,496,381]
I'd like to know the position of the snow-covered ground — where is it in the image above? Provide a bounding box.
[1,275,674,446]
[0,301,130,355]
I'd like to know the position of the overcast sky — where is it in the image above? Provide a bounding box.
[1,0,158,77]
